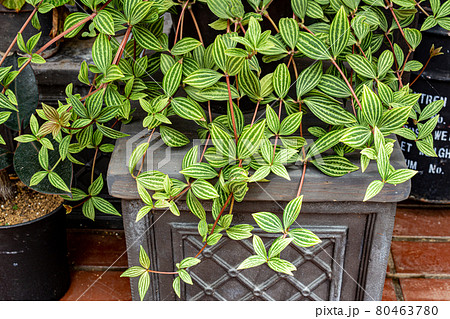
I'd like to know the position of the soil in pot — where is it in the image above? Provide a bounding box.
[0,177,63,226]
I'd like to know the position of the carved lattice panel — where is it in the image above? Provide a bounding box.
[170,223,348,301]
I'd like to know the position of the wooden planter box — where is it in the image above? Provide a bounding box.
[107,117,410,301]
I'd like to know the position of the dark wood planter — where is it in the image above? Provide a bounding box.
[107,117,410,301]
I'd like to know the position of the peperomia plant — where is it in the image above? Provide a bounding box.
[1,0,448,300]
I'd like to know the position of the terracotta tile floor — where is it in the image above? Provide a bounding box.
[60,202,450,301]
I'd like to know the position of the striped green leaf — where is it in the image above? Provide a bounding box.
[386,169,417,185]
[271,162,290,180]
[226,224,254,240]
[82,198,95,220]
[292,0,307,20]
[29,171,48,187]
[163,61,182,97]
[377,81,393,105]
[171,37,202,56]
[139,245,150,269]
[183,69,223,89]
[329,6,350,58]
[279,18,299,50]
[138,272,150,301]
[133,26,163,51]
[48,171,71,193]
[268,237,293,259]
[252,235,267,257]
[317,74,351,98]
[210,123,236,160]
[418,115,439,140]
[267,258,296,276]
[199,82,240,101]
[212,35,227,72]
[136,171,166,191]
[93,10,115,35]
[252,212,283,233]
[361,85,383,127]
[340,125,372,148]
[237,255,267,270]
[237,120,266,159]
[129,142,149,175]
[92,196,121,216]
[403,28,422,50]
[266,105,280,134]
[180,163,218,179]
[121,266,146,278]
[159,125,189,147]
[238,60,261,100]
[273,64,291,99]
[419,100,444,122]
[137,182,153,207]
[346,54,376,79]
[191,179,219,200]
[363,180,384,201]
[379,105,412,134]
[303,96,356,125]
[226,55,246,76]
[393,127,417,140]
[283,195,303,230]
[178,257,202,269]
[311,155,359,177]
[171,97,206,122]
[246,17,261,48]
[97,124,129,139]
[207,0,232,19]
[279,112,302,136]
[416,135,437,157]
[227,102,244,135]
[377,50,394,79]
[248,165,271,182]
[352,15,370,41]
[92,33,112,74]
[186,190,206,219]
[88,174,104,197]
[393,44,404,68]
[306,129,345,159]
[297,32,332,60]
[63,12,90,38]
[182,145,199,170]
[289,228,321,247]
[172,276,181,298]
[296,61,322,98]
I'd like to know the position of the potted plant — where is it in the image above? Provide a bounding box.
[1,0,446,301]
[0,0,121,300]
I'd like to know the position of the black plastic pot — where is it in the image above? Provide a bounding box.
[0,205,70,300]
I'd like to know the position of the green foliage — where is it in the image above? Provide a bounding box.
[2,0,447,301]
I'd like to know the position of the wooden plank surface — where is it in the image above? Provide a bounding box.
[107,115,410,203]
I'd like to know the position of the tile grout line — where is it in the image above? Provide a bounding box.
[388,250,405,301]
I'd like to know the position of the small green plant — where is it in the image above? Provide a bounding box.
[1,0,448,300]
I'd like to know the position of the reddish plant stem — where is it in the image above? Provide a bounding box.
[399,50,412,79]
[2,0,113,93]
[195,193,233,258]
[147,269,178,275]
[225,74,239,142]
[0,0,43,67]
[174,1,190,46]
[330,59,362,110]
[238,21,246,34]
[410,55,432,86]
[91,147,99,184]
[136,128,156,177]
[388,3,412,51]
[112,25,133,65]
[250,100,260,127]
[296,161,307,197]
[264,12,279,33]
[188,6,204,45]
